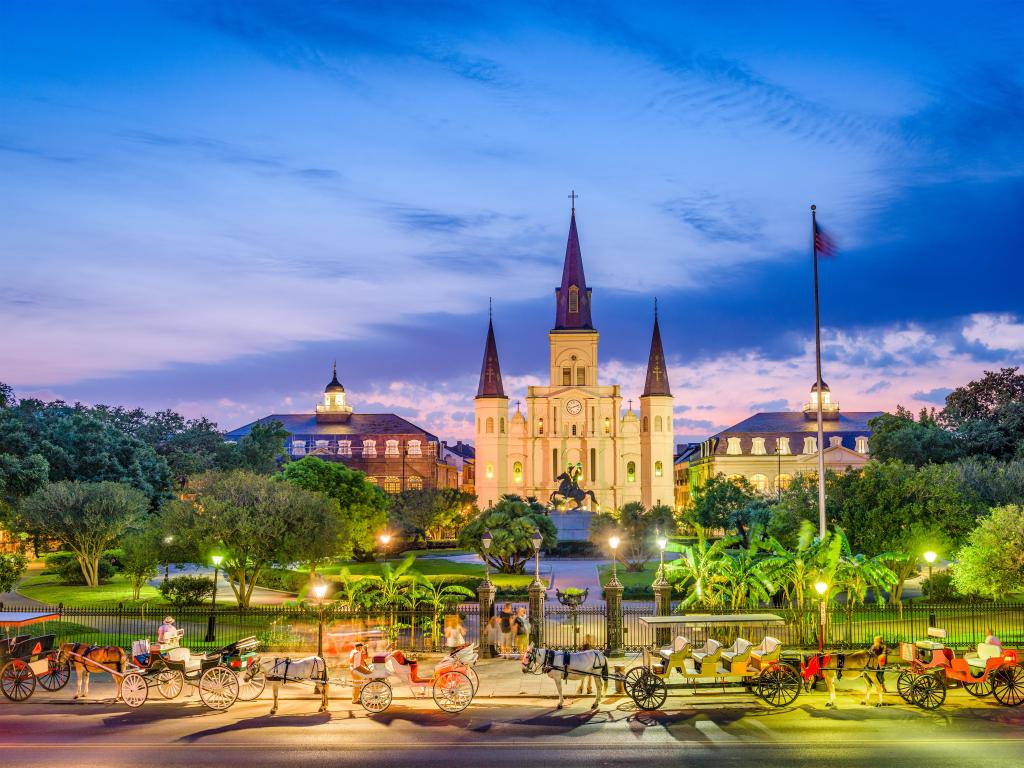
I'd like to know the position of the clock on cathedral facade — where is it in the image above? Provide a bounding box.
[473,204,675,512]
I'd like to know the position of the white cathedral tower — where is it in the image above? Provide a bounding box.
[473,205,676,512]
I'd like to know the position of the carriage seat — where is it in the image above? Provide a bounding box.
[691,639,721,665]
[965,642,1003,672]
[750,637,782,669]
[659,635,691,662]
[164,646,202,673]
[721,638,753,666]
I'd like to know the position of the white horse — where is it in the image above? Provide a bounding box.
[522,645,608,709]
[259,656,331,715]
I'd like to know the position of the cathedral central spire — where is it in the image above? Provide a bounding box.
[642,303,672,397]
[553,204,594,331]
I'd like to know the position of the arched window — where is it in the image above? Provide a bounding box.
[603,417,610,434]
[512,461,523,483]
[365,476,379,486]
[626,461,636,482]
[485,417,494,434]
[642,416,649,433]
[775,474,793,492]
[500,417,505,434]
[406,476,423,490]
[568,285,579,313]
[751,437,766,455]
[571,424,577,436]
[726,437,742,455]
[654,416,663,432]
[485,463,494,479]
[385,439,399,456]
[654,460,664,478]
[750,473,768,493]
[537,418,544,435]
[855,436,869,454]
[383,476,401,493]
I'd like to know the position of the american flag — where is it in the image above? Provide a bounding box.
[814,221,837,257]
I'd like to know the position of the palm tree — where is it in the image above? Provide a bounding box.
[832,528,900,607]
[717,540,774,609]
[352,554,419,639]
[665,532,731,609]
[419,578,475,650]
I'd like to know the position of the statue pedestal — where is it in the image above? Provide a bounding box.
[547,508,594,542]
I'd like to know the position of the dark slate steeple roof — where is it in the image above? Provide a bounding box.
[325,361,345,393]
[642,306,672,397]
[476,317,506,398]
[553,209,594,331]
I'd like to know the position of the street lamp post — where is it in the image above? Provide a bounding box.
[923,550,937,591]
[531,530,543,584]
[312,581,328,657]
[814,580,828,653]
[481,531,493,586]
[162,535,174,581]
[608,536,621,587]
[379,533,392,561]
[205,554,224,642]
[656,530,668,583]
[478,531,495,657]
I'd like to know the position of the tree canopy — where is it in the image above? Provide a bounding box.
[389,487,474,544]
[278,456,388,565]
[689,474,767,547]
[19,481,149,585]
[868,407,961,466]
[458,495,557,574]
[589,501,675,571]
[952,505,1024,599]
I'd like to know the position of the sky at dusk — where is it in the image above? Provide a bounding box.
[2,1,1023,443]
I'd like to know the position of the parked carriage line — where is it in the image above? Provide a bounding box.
[3,611,1022,715]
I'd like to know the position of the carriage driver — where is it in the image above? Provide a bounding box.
[157,616,181,648]
[349,641,372,704]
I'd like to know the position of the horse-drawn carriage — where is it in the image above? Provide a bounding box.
[0,612,70,702]
[358,643,478,713]
[628,614,803,709]
[894,627,1024,710]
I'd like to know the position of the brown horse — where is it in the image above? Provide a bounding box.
[59,642,128,700]
[802,650,885,707]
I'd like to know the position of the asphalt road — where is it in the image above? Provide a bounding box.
[3,682,1024,767]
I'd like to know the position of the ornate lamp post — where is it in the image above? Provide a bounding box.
[478,530,495,657]
[652,530,672,645]
[923,550,937,591]
[205,554,224,642]
[656,530,668,583]
[814,580,829,652]
[531,530,543,584]
[312,581,328,657]
[529,530,544,645]
[607,535,621,587]
[481,530,493,586]
[162,535,174,581]
[378,532,392,560]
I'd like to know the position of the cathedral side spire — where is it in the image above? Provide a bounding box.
[554,203,594,331]
[476,314,506,398]
[642,304,671,397]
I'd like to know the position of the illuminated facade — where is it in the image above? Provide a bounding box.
[474,208,675,511]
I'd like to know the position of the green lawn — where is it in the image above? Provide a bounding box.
[17,572,171,608]
[597,560,662,590]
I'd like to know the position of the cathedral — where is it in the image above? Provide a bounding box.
[474,206,675,512]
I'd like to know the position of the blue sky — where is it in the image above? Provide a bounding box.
[2,1,1023,441]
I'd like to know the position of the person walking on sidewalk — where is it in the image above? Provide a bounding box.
[513,607,531,654]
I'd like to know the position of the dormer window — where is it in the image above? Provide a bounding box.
[751,437,766,455]
[803,437,817,454]
[363,439,377,457]
[338,440,352,456]
[385,439,399,456]
[856,436,869,454]
[568,285,579,314]
[407,439,422,456]
[777,437,791,455]
[291,439,306,456]
[726,437,742,455]
[829,436,843,448]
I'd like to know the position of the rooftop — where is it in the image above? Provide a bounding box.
[225,413,439,441]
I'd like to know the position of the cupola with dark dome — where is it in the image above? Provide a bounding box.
[316,362,353,423]
[804,379,840,420]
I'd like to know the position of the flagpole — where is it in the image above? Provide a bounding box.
[811,203,827,539]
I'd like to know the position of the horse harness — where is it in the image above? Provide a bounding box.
[539,649,605,682]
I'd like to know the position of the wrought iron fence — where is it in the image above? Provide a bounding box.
[542,604,607,650]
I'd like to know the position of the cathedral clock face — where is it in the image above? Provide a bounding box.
[565,399,583,416]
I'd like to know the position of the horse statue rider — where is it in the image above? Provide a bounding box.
[550,463,599,510]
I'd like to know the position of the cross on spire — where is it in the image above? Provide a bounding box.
[568,189,578,212]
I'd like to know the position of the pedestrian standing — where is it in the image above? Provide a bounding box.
[349,641,371,704]
[444,615,467,650]
[499,603,514,654]
[486,615,502,657]
[513,606,531,654]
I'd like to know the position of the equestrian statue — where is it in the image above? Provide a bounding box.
[549,463,599,510]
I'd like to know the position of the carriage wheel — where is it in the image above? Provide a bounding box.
[0,659,36,702]
[896,671,917,704]
[962,678,994,698]
[462,665,480,694]
[199,666,239,710]
[756,663,802,708]
[910,673,946,710]
[433,670,474,713]
[360,680,393,713]
[991,665,1024,707]
[121,672,149,708]
[38,653,71,692]
[237,666,267,701]
[622,667,649,699]
[156,669,185,699]
[629,670,668,711]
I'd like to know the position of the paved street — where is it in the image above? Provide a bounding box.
[3,669,1023,768]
